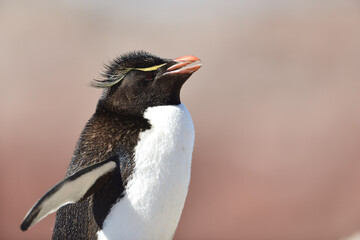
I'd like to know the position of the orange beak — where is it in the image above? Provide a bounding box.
[164,55,202,75]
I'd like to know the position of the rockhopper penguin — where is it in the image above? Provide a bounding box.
[20,51,202,240]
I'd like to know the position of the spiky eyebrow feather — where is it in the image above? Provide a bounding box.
[91,63,167,88]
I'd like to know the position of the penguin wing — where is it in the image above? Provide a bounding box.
[20,155,118,231]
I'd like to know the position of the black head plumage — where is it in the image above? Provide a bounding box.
[92,51,168,88]
[93,51,201,115]
[111,51,165,69]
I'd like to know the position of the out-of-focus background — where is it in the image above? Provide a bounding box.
[1,0,360,239]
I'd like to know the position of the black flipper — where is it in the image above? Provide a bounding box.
[20,156,118,231]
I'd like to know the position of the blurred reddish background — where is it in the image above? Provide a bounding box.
[1,1,360,239]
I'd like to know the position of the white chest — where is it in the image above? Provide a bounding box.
[97,104,195,240]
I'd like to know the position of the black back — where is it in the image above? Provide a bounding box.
[52,111,150,239]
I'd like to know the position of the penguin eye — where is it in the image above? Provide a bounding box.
[144,72,155,81]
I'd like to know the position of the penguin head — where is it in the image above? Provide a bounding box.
[93,51,201,115]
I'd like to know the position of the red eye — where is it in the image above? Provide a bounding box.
[145,72,155,81]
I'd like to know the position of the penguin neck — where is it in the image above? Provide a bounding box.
[95,99,183,119]
[95,101,143,118]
